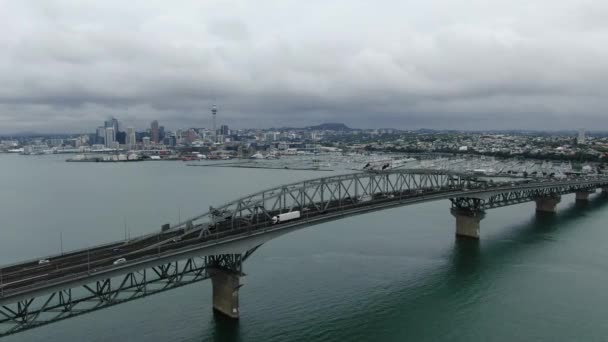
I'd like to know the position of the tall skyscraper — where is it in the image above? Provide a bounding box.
[104,117,119,142]
[220,124,230,136]
[176,129,182,145]
[159,126,165,141]
[96,126,106,145]
[211,104,217,140]
[578,128,586,144]
[151,120,160,143]
[126,127,136,148]
[105,127,115,148]
[111,117,119,133]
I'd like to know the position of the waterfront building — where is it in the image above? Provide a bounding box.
[151,120,160,144]
[221,125,230,136]
[126,127,136,149]
[96,127,106,145]
[104,117,119,142]
[186,129,198,143]
[105,127,115,148]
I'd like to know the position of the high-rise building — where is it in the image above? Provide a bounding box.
[175,129,183,145]
[159,126,165,141]
[151,120,160,143]
[578,128,586,145]
[168,135,177,147]
[96,127,106,145]
[126,127,136,148]
[104,117,119,142]
[105,127,115,148]
[220,125,230,136]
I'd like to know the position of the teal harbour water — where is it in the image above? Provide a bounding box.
[2,154,608,341]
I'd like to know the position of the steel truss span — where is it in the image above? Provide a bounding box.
[165,169,607,237]
[182,169,482,235]
[450,182,602,211]
[0,247,258,337]
[1,169,608,338]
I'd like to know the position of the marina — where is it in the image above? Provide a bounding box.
[66,154,143,162]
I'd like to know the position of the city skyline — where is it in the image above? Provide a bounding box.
[1,1,607,133]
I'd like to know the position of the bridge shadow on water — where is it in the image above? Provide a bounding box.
[198,195,608,342]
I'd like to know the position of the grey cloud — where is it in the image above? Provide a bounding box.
[0,0,607,133]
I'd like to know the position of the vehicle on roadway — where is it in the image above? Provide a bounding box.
[271,211,301,224]
[38,259,50,265]
[359,194,373,202]
[113,258,127,265]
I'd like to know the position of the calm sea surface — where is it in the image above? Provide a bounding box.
[2,154,608,342]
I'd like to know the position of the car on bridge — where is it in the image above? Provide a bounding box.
[113,258,127,265]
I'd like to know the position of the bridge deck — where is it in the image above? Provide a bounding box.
[0,170,607,336]
[1,175,606,300]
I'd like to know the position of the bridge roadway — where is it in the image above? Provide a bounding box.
[0,170,607,336]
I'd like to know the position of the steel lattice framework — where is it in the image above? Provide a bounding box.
[0,247,259,337]
[450,181,601,211]
[164,170,608,237]
[168,169,483,235]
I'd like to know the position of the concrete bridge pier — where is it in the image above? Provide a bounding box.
[209,268,242,319]
[450,208,485,239]
[535,196,561,213]
[576,190,593,202]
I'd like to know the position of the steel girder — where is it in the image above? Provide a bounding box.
[186,169,479,237]
[0,247,259,338]
[181,170,608,238]
[450,182,601,211]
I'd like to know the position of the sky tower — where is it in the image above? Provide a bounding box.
[211,104,217,139]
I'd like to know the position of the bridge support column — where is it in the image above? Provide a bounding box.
[576,191,592,202]
[209,268,242,319]
[535,196,561,213]
[450,208,485,239]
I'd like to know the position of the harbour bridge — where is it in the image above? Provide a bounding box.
[0,169,607,337]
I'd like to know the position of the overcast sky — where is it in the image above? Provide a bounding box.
[0,0,607,133]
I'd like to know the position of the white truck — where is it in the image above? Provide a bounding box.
[271,211,301,224]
